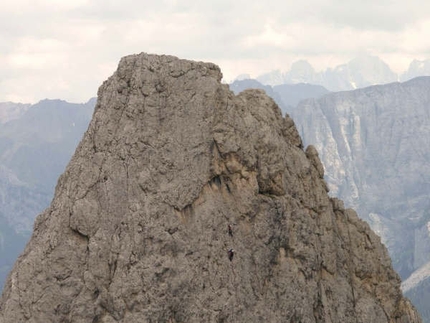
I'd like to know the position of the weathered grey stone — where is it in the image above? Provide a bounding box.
[0,53,421,322]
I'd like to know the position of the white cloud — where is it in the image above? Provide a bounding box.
[243,22,291,49]
[1,0,430,102]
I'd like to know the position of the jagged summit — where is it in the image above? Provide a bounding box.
[0,53,421,322]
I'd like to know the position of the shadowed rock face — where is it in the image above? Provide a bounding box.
[0,53,421,322]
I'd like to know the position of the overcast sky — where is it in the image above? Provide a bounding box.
[2,0,430,103]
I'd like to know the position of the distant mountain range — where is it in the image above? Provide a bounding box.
[250,55,430,92]
[292,77,430,323]
[229,79,330,113]
[290,77,430,279]
[0,98,95,289]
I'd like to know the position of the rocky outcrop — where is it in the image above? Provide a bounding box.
[0,53,421,322]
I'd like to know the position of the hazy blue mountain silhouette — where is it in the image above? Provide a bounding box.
[0,98,95,290]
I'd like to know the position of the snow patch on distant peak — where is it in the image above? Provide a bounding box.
[402,261,430,293]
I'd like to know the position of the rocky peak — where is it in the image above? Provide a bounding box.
[0,53,421,322]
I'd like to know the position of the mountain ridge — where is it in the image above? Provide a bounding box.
[0,52,421,323]
[250,55,430,92]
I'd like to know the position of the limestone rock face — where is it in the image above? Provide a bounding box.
[0,53,421,322]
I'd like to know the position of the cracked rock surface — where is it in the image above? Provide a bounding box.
[0,53,422,322]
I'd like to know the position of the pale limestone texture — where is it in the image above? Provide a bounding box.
[0,53,421,323]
